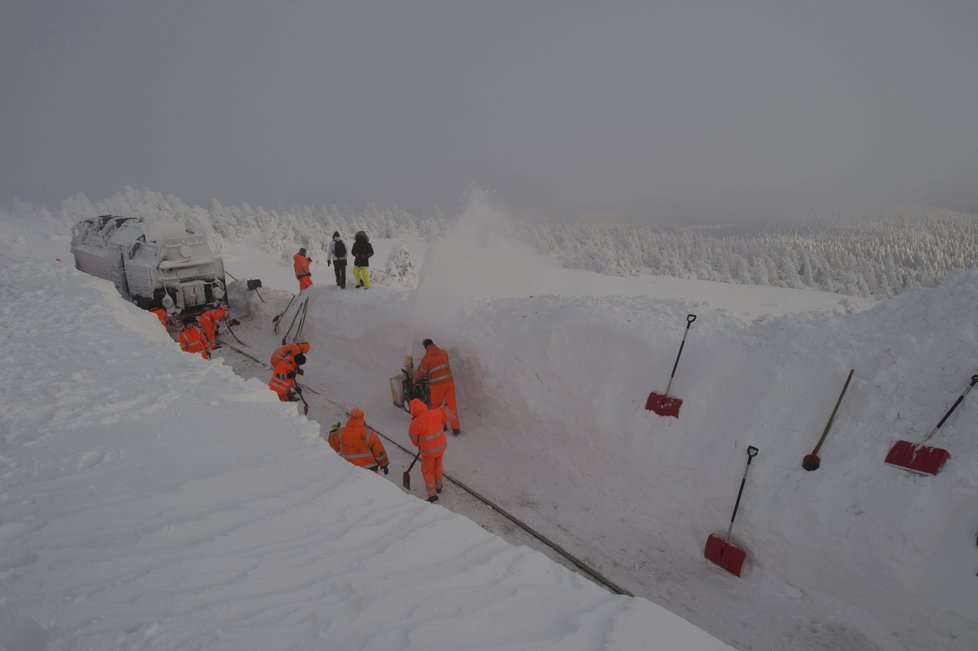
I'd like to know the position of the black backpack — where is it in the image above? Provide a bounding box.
[333,240,346,258]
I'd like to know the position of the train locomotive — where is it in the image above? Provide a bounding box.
[70,215,227,316]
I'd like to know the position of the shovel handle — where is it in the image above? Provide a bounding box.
[662,315,698,396]
[407,450,422,473]
[923,374,978,442]
[810,369,855,455]
[726,446,759,539]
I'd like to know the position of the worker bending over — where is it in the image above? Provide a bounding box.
[179,319,209,360]
[268,353,306,402]
[327,408,390,474]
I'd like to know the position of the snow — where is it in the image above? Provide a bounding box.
[3,193,978,651]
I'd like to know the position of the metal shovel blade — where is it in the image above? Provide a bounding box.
[402,470,411,490]
[646,392,682,418]
[884,440,949,476]
[801,454,821,471]
[704,534,748,577]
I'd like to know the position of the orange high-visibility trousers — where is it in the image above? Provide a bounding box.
[429,380,460,431]
[421,451,444,498]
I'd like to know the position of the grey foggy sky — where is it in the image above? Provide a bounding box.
[2,0,977,220]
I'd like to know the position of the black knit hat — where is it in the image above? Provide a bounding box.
[422,338,433,348]
[294,353,307,366]
[332,231,340,238]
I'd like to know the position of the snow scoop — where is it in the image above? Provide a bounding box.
[272,295,296,331]
[403,450,421,489]
[885,374,978,476]
[226,270,266,303]
[704,445,759,577]
[646,314,697,417]
[802,368,855,471]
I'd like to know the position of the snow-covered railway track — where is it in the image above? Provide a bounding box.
[218,339,632,597]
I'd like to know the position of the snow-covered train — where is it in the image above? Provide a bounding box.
[70,215,227,315]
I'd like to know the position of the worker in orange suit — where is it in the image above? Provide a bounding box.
[408,398,448,502]
[198,305,230,350]
[178,319,209,360]
[327,407,390,473]
[149,294,176,329]
[293,247,313,292]
[415,338,461,434]
[269,341,311,368]
[150,306,169,328]
[268,353,306,402]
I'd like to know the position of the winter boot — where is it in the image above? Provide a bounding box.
[426,495,439,503]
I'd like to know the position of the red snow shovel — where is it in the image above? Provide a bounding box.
[802,369,855,471]
[646,314,697,418]
[402,450,421,490]
[705,445,759,577]
[885,374,978,476]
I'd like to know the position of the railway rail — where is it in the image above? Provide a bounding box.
[218,338,632,597]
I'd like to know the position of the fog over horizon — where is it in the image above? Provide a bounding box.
[3,1,977,222]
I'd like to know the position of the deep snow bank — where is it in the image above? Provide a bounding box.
[0,259,732,651]
[289,256,978,650]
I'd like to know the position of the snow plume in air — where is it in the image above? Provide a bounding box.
[407,188,533,351]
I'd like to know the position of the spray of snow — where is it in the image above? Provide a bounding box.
[407,188,536,354]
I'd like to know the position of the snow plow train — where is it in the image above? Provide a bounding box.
[70,215,227,316]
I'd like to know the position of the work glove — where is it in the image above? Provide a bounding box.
[294,386,302,395]
[382,466,389,475]
[327,260,331,266]
[297,368,305,375]
[287,371,296,379]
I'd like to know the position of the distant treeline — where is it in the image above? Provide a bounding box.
[7,187,977,298]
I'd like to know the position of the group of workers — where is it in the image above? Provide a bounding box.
[151,294,232,361]
[294,231,374,292]
[152,233,460,504]
[267,332,460,503]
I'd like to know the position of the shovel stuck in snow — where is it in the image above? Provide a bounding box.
[704,445,758,577]
[884,374,977,476]
[646,314,696,418]
[802,369,855,471]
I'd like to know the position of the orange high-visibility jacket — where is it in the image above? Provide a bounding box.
[197,306,230,334]
[150,307,169,327]
[179,324,209,359]
[409,399,447,457]
[199,306,229,344]
[268,358,297,400]
[293,253,311,279]
[269,342,310,367]
[328,408,389,469]
[416,344,453,385]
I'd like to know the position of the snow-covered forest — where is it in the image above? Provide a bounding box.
[5,187,977,298]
